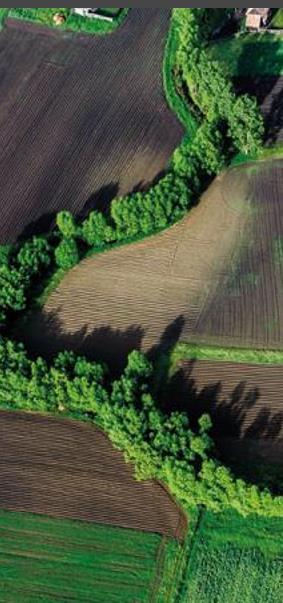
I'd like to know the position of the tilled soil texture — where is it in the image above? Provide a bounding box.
[165,360,283,466]
[0,11,183,243]
[236,76,283,143]
[0,411,187,540]
[19,160,283,369]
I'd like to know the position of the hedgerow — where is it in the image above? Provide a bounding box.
[0,338,282,518]
[0,10,275,519]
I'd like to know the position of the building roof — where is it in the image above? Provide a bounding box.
[246,8,270,18]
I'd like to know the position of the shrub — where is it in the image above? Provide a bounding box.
[56,211,78,239]
[55,238,79,270]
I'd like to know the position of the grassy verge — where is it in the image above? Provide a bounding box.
[183,510,283,603]
[163,14,198,136]
[0,8,9,28]
[169,342,283,373]
[208,33,283,77]
[9,8,129,35]
[0,508,181,603]
[271,9,283,29]
[231,142,283,167]
[154,342,283,392]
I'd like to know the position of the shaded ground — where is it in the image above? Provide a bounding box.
[165,360,283,466]
[0,10,183,243]
[0,411,187,540]
[236,76,283,143]
[19,160,283,370]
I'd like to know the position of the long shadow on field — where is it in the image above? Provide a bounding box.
[162,360,283,449]
[17,211,57,241]
[79,182,119,217]
[18,308,145,375]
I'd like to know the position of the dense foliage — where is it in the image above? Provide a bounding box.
[0,338,282,518]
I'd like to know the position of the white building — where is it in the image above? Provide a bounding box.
[73,8,114,22]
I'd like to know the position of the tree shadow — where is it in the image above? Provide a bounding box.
[162,359,283,474]
[16,307,144,375]
[78,182,119,218]
[234,37,283,143]
[17,211,58,242]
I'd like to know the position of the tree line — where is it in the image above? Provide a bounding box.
[0,337,281,518]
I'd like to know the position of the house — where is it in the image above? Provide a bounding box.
[246,8,271,30]
[73,8,114,22]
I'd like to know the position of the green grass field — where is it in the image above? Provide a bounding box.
[209,33,283,77]
[183,511,283,603]
[271,9,283,29]
[0,509,182,602]
[9,8,128,35]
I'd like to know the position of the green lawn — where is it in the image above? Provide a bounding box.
[9,8,128,35]
[183,511,283,603]
[209,33,283,77]
[0,509,182,602]
[271,9,283,29]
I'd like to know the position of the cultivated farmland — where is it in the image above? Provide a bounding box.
[0,9,183,243]
[165,359,283,466]
[19,159,283,368]
[184,510,283,603]
[0,411,186,540]
[0,509,182,603]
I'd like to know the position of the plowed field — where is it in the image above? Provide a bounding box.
[0,10,183,243]
[166,359,283,465]
[0,411,186,540]
[19,159,283,369]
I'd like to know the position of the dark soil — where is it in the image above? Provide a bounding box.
[0,10,183,243]
[0,410,187,540]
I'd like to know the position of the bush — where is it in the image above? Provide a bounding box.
[0,338,282,518]
[56,211,78,239]
[55,238,79,270]
[81,211,115,247]
[16,236,52,277]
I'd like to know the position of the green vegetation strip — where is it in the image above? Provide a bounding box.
[184,510,283,603]
[168,343,283,376]
[0,509,181,603]
[209,33,283,77]
[9,8,128,35]
[271,9,283,29]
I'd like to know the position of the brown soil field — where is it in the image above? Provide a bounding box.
[19,159,283,369]
[165,359,283,466]
[0,410,187,540]
[236,76,283,143]
[0,10,183,243]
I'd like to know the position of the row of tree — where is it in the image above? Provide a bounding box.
[0,337,281,517]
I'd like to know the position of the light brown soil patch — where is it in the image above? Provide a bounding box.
[0,411,187,540]
[19,160,283,368]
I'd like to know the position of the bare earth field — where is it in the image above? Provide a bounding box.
[0,411,186,540]
[19,159,283,369]
[166,360,283,466]
[0,10,183,243]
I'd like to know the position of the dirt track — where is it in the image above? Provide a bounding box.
[0,411,186,540]
[19,159,283,370]
[165,359,283,466]
[0,10,183,243]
